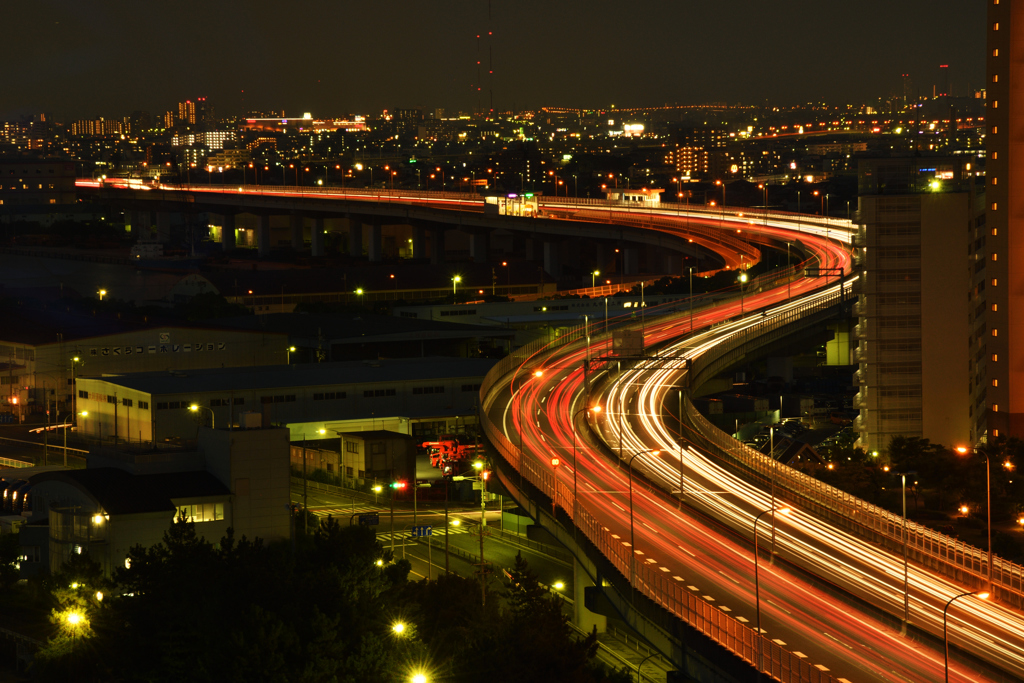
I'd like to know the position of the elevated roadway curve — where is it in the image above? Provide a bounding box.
[480,220,1024,682]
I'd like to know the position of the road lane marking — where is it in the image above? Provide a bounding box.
[677,545,696,557]
[822,633,852,650]
[718,570,740,585]
[766,599,791,616]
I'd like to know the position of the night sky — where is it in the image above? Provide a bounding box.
[1,0,985,120]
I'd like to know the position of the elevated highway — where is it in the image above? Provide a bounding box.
[478,212,1024,682]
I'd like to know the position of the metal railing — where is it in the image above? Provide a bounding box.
[680,292,1024,610]
[479,282,843,683]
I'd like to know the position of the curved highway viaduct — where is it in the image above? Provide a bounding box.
[76,182,710,277]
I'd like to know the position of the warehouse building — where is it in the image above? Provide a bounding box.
[74,356,495,445]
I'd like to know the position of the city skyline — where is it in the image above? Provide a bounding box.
[3,0,985,120]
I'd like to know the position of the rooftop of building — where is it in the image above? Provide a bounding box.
[79,356,497,395]
[0,298,285,347]
[31,467,230,515]
[209,312,511,343]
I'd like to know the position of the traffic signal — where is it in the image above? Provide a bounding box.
[390,481,407,490]
[550,456,561,468]
[481,470,490,481]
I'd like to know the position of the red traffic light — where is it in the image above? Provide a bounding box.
[550,456,561,468]
[481,470,490,481]
[391,481,407,490]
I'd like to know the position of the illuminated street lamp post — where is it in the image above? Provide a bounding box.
[955,445,993,594]
[591,270,600,288]
[754,506,790,677]
[286,346,297,364]
[570,404,601,535]
[188,403,214,429]
[738,272,748,315]
[452,275,461,300]
[944,590,989,683]
[626,448,660,605]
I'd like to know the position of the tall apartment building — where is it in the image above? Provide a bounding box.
[976,0,1023,441]
[853,157,978,453]
[178,100,196,126]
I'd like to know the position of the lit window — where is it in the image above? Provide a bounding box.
[992,253,998,261]
[992,304,998,312]
[993,126,999,135]
[993,278,999,287]
[992,328,998,336]
[994,429,1000,437]
[993,354,999,362]
[993,405,999,412]
[992,228,998,236]
[994,49,1000,57]
[992,202,998,211]
[993,75,999,83]
[993,379,999,387]
[994,22,1000,30]
[993,102,999,109]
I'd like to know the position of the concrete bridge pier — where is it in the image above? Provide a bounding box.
[311,217,325,257]
[543,241,561,278]
[660,250,679,276]
[562,239,581,271]
[623,246,640,276]
[430,227,446,265]
[574,558,607,634]
[347,216,363,258]
[411,225,427,259]
[367,220,383,262]
[290,213,305,250]
[469,230,489,263]
[221,213,236,251]
[155,212,172,243]
[257,214,271,257]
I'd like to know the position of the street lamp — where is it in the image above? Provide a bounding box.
[392,622,406,635]
[737,272,748,315]
[943,590,989,683]
[955,445,993,594]
[287,346,297,364]
[591,270,600,288]
[452,275,461,299]
[570,404,601,536]
[754,506,791,676]
[626,448,660,604]
[188,404,214,429]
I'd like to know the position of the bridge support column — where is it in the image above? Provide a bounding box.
[623,247,639,276]
[348,216,363,258]
[368,221,383,262]
[221,214,236,251]
[562,239,580,270]
[430,228,446,265]
[125,210,138,238]
[470,231,489,263]
[574,558,607,634]
[660,250,677,276]
[291,213,304,250]
[543,241,561,278]
[155,212,172,243]
[257,215,271,257]
[311,217,325,257]
[411,225,426,259]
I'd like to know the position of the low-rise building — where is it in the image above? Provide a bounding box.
[17,425,290,578]
[74,356,496,445]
